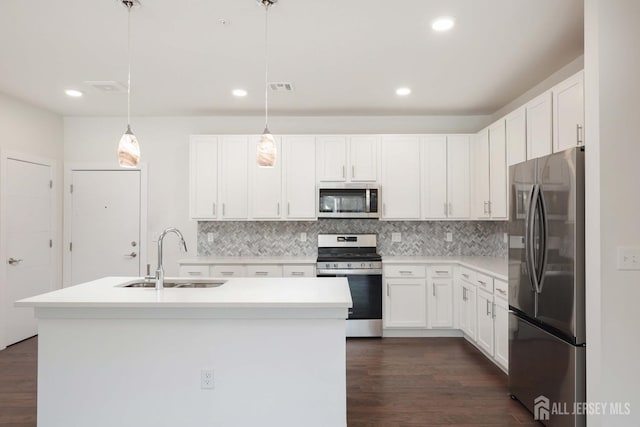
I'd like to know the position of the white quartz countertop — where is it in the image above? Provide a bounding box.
[178,256,317,265]
[15,276,352,309]
[382,256,508,280]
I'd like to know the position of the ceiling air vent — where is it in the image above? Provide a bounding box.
[84,81,127,93]
[269,82,294,92]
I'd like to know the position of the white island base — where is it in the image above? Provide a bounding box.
[18,277,352,427]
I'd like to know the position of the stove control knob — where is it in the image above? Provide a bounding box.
[325,263,330,269]
[361,263,366,268]
[333,264,338,268]
[347,263,352,268]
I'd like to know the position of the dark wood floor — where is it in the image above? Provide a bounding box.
[0,337,539,426]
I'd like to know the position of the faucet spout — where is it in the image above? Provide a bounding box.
[155,227,188,290]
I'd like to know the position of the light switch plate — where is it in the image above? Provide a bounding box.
[617,246,640,270]
[392,232,402,243]
[207,232,214,243]
[445,232,453,242]
[300,232,307,242]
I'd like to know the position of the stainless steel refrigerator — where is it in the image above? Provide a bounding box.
[508,147,586,427]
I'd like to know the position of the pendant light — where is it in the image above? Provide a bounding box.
[117,0,141,168]
[256,0,277,168]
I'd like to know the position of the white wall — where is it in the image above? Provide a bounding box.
[63,114,489,275]
[585,1,640,425]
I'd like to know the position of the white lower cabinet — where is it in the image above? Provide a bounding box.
[180,262,315,279]
[459,280,477,341]
[384,264,427,328]
[476,288,495,356]
[493,280,509,371]
[427,266,454,328]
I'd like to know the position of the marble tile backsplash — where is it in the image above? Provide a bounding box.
[197,220,508,258]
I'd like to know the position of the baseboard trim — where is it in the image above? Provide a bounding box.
[382,329,463,338]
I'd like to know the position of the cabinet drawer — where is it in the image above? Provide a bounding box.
[458,266,476,284]
[179,265,210,277]
[282,265,315,277]
[211,265,246,277]
[246,265,283,277]
[384,265,426,278]
[429,265,453,278]
[494,279,508,300]
[475,272,494,293]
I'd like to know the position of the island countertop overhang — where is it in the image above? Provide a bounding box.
[15,276,353,312]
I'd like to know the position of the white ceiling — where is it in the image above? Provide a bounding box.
[0,0,583,117]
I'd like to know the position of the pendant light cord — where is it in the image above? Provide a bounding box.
[126,1,132,127]
[264,2,269,130]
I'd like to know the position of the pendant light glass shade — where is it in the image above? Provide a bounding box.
[257,0,277,167]
[257,127,277,167]
[118,0,140,168]
[118,125,141,167]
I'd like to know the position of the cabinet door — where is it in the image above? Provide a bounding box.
[526,92,553,159]
[474,129,491,219]
[429,278,453,328]
[350,136,378,182]
[463,284,477,341]
[447,135,471,219]
[489,121,507,219]
[476,289,495,356]
[493,295,509,371]
[283,136,316,219]
[384,278,427,328]
[316,136,347,182]
[553,71,584,153]
[189,136,218,219]
[422,135,448,219]
[220,136,249,219]
[250,136,282,219]
[380,136,421,219]
[506,107,527,165]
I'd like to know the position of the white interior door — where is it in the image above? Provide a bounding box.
[2,156,55,347]
[69,170,141,286]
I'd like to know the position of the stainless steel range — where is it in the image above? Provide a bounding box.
[316,234,382,337]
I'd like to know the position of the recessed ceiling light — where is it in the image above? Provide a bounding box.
[232,89,248,97]
[65,89,83,98]
[432,16,456,32]
[396,87,412,96]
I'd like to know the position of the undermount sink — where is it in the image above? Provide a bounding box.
[121,279,227,289]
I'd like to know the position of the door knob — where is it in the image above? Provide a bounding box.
[124,252,137,258]
[7,258,23,265]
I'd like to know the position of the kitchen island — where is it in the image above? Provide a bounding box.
[16,276,352,427]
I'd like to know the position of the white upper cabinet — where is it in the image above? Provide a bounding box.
[488,121,507,219]
[381,136,421,219]
[220,136,249,220]
[250,136,282,219]
[423,135,470,219]
[283,136,317,220]
[317,135,378,183]
[446,135,471,219]
[506,107,527,166]
[349,136,378,182]
[189,135,218,220]
[422,135,448,219]
[553,70,584,152]
[474,128,491,219]
[526,91,553,160]
[316,136,348,182]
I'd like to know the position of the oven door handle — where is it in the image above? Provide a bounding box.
[316,269,383,276]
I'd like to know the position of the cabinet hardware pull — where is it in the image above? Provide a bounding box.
[387,283,390,297]
[222,203,226,216]
[483,201,488,214]
[496,288,506,295]
[255,271,268,275]
[124,252,137,258]
[7,258,23,265]
[486,300,491,316]
[352,165,355,178]
[291,271,304,276]
[444,203,448,216]
[399,270,412,275]
[462,287,466,300]
[478,280,486,285]
[433,286,436,297]
[277,203,280,216]
[287,202,290,216]
[435,270,448,274]
[342,165,346,179]
[221,272,233,276]
[213,203,216,216]
[462,273,469,278]
[577,124,583,145]
[492,302,496,319]
[188,271,202,276]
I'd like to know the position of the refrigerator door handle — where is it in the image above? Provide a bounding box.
[536,188,549,293]
[526,184,540,294]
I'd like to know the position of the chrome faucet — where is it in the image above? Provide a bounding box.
[155,227,188,290]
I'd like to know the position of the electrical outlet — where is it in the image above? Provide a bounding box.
[392,232,402,243]
[300,232,307,242]
[201,369,214,390]
[617,246,640,270]
[445,232,453,242]
[207,232,214,243]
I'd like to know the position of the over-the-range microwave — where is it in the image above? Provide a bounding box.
[317,184,380,218]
